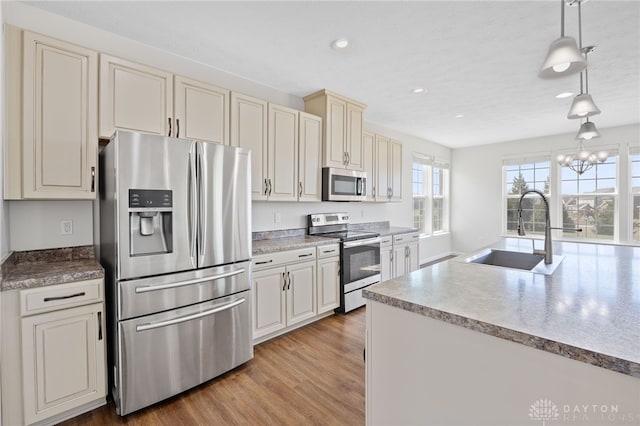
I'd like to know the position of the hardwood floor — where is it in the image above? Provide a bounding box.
[60,308,366,426]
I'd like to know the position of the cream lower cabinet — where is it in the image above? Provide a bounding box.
[252,248,317,341]
[379,236,394,282]
[19,279,106,425]
[316,244,340,314]
[392,233,420,278]
[5,26,98,200]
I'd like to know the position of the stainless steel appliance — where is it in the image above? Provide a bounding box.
[322,167,367,201]
[99,131,252,415]
[308,213,380,313]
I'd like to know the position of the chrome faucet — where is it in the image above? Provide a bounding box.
[517,190,552,264]
[516,189,582,265]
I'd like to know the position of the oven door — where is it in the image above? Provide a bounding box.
[342,237,381,284]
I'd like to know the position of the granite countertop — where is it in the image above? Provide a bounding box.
[350,222,418,237]
[1,246,104,291]
[253,234,340,255]
[363,238,640,378]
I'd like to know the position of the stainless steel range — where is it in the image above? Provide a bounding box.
[99,131,253,415]
[308,213,381,313]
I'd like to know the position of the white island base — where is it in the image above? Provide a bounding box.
[366,300,640,426]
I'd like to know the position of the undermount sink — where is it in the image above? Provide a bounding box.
[459,249,564,276]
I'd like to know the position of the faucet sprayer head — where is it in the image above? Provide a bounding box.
[517,208,526,236]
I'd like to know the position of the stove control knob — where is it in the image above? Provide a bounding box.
[342,215,348,220]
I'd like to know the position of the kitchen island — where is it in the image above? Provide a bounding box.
[363,238,640,426]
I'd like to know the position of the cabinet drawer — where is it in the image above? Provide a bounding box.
[393,232,419,244]
[379,236,393,247]
[20,279,104,316]
[317,244,340,258]
[253,247,316,271]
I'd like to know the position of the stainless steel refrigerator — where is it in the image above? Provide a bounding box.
[99,131,252,415]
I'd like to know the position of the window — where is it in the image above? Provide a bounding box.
[413,156,449,236]
[560,155,617,240]
[631,152,640,241]
[412,163,427,233]
[503,160,550,235]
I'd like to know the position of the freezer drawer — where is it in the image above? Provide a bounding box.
[115,290,252,415]
[118,261,251,320]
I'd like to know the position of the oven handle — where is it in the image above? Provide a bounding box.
[343,237,381,248]
[134,269,245,293]
[135,298,246,332]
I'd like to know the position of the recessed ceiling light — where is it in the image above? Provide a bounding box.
[331,38,350,50]
[455,114,465,119]
[556,92,574,99]
[412,88,426,94]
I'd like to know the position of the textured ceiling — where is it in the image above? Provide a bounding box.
[24,1,640,148]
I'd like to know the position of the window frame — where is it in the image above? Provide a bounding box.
[413,154,450,237]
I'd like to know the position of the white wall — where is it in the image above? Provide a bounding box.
[2,2,453,262]
[450,124,640,254]
[1,3,8,261]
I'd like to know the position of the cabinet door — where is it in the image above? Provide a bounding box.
[99,55,173,138]
[267,104,298,202]
[21,303,105,425]
[22,31,98,199]
[298,112,322,202]
[390,139,403,202]
[362,131,376,200]
[375,135,390,202]
[317,257,340,314]
[253,267,286,339]
[407,242,420,273]
[174,75,229,144]
[230,93,268,200]
[380,246,393,281]
[286,261,316,326]
[346,103,364,170]
[325,96,347,168]
[393,246,407,278]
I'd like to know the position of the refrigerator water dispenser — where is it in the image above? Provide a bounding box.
[129,189,173,256]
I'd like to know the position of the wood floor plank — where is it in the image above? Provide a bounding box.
[59,308,366,425]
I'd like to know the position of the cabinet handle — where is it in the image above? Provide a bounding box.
[98,311,103,341]
[264,178,269,196]
[298,253,313,258]
[91,166,96,192]
[299,181,303,197]
[282,272,287,291]
[372,185,375,197]
[43,291,85,302]
[405,246,409,258]
[268,179,272,196]
[322,249,336,254]
[346,152,350,164]
[176,118,180,138]
[168,118,172,136]
[390,252,393,262]
[287,271,291,290]
[255,259,273,265]
[343,152,347,165]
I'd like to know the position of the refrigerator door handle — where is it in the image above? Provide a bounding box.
[134,268,246,293]
[197,143,206,265]
[188,143,198,267]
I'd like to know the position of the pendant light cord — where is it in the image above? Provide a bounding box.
[560,0,565,37]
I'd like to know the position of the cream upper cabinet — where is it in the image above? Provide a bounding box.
[375,134,390,202]
[362,130,376,200]
[230,92,268,200]
[174,76,229,144]
[5,27,98,200]
[374,134,403,202]
[267,104,298,202]
[303,89,366,171]
[298,112,323,202]
[99,54,173,138]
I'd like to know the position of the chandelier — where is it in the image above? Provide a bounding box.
[556,139,608,175]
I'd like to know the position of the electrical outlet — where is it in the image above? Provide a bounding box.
[274,212,281,223]
[60,220,73,235]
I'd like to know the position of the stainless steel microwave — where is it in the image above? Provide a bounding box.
[322,168,367,201]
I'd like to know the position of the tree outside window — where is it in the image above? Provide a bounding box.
[504,161,550,235]
[412,163,427,233]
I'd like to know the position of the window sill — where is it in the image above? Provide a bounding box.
[420,232,451,240]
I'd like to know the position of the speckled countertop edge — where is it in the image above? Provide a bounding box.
[252,235,341,255]
[362,289,640,378]
[1,246,104,292]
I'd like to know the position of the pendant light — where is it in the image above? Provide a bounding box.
[557,139,608,175]
[567,2,600,118]
[575,118,601,140]
[539,0,587,79]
